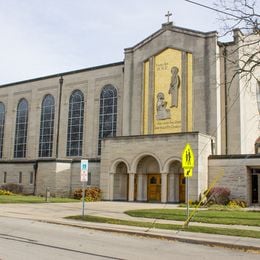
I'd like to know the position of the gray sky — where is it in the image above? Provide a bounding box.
[0,0,257,85]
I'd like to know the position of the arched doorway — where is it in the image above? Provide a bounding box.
[136,155,160,202]
[167,161,185,202]
[113,162,128,201]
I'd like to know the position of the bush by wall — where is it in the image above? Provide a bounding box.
[73,187,101,202]
[0,189,13,195]
[228,199,248,208]
[1,183,23,194]
[206,187,231,205]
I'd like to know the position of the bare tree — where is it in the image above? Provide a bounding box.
[216,0,259,83]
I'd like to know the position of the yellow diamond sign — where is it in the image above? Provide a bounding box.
[182,144,194,178]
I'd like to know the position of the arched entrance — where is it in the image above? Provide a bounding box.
[136,155,160,202]
[113,162,128,200]
[167,160,185,202]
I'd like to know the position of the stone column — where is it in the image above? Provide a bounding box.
[137,174,144,201]
[128,173,135,202]
[167,173,175,202]
[161,173,168,203]
[109,172,114,201]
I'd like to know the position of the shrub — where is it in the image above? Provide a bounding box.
[1,183,23,194]
[206,187,230,205]
[73,187,101,202]
[228,199,247,208]
[0,189,13,195]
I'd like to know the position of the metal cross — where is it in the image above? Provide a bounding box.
[165,11,172,23]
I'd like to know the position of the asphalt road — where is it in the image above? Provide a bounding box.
[0,217,259,260]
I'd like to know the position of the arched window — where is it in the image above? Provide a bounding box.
[0,102,5,158]
[14,99,28,158]
[39,95,55,157]
[67,90,84,156]
[98,85,117,155]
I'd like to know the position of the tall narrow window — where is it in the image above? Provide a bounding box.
[14,99,28,158]
[19,172,22,184]
[66,90,84,156]
[98,85,117,155]
[0,102,5,159]
[39,95,55,157]
[3,172,7,183]
[30,171,34,184]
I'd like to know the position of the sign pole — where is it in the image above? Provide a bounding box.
[80,159,88,217]
[82,181,85,216]
[186,177,189,220]
[182,144,194,228]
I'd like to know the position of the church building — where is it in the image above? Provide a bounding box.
[0,19,259,205]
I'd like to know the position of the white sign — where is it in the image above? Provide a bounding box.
[81,160,88,182]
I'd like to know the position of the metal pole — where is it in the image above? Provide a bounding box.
[187,177,189,221]
[82,182,85,216]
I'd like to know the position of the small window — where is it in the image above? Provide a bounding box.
[150,176,157,184]
[87,172,91,186]
[3,171,7,183]
[19,172,22,184]
[30,172,34,184]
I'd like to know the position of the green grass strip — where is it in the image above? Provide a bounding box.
[66,215,260,239]
[125,209,260,226]
[0,194,78,203]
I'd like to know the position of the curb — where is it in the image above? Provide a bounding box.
[37,219,260,253]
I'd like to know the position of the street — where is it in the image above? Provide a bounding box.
[0,217,259,260]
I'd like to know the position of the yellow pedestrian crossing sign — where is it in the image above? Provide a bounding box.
[182,143,194,177]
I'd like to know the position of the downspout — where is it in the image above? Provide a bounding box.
[33,160,38,195]
[224,46,228,154]
[56,76,64,158]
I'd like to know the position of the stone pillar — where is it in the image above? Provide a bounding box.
[109,173,114,201]
[137,174,144,201]
[128,173,135,202]
[167,173,175,202]
[161,173,168,203]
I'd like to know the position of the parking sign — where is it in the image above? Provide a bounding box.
[81,160,88,182]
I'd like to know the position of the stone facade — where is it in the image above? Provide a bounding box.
[209,155,260,204]
[0,22,259,204]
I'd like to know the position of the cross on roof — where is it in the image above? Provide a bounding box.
[165,11,172,23]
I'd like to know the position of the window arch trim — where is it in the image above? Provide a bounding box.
[14,98,29,158]
[66,89,84,157]
[38,94,55,158]
[98,84,118,155]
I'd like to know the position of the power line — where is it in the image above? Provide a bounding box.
[183,0,241,19]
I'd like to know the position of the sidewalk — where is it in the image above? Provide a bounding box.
[0,201,259,252]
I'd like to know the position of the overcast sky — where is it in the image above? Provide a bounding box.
[0,0,258,85]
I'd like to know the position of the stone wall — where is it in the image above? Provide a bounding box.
[208,155,260,204]
[0,162,35,194]
[0,63,124,161]
[100,132,213,201]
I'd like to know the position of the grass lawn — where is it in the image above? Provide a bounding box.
[0,194,79,203]
[67,215,260,239]
[125,209,260,226]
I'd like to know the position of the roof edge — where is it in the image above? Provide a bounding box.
[125,24,218,53]
[0,61,124,88]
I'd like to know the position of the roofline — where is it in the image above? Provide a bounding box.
[125,23,218,53]
[0,61,124,88]
[209,154,260,160]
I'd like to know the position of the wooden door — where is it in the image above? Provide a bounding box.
[147,174,161,202]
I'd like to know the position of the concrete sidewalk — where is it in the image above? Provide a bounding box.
[0,201,260,252]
